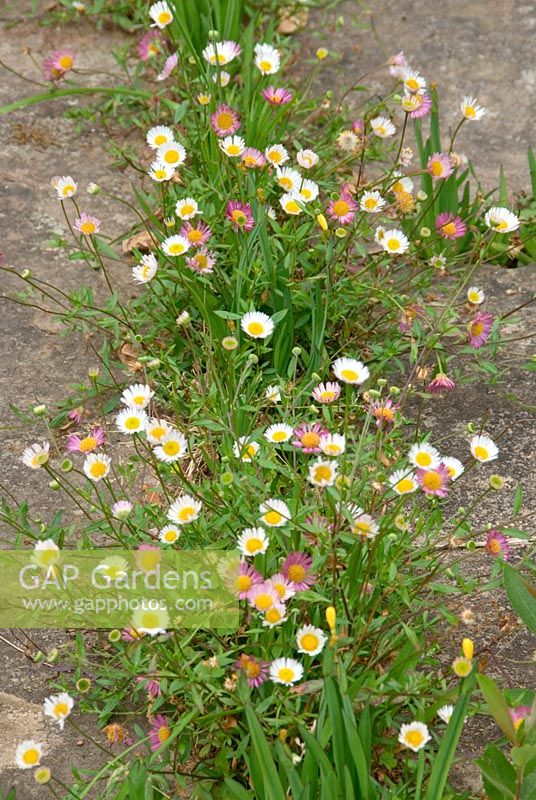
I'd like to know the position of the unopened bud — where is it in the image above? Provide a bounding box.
[462,638,474,660]
[325,606,336,630]
[489,474,505,490]
[32,404,47,416]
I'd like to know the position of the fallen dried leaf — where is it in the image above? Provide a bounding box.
[122,230,156,254]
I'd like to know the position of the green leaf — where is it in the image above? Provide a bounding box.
[520,770,536,800]
[477,674,517,742]
[503,564,536,634]
[223,777,254,799]
[425,685,471,800]
[476,744,517,799]
[244,704,286,800]
[513,484,523,515]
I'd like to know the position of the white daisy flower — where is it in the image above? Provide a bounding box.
[233,437,260,462]
[460,96,486,121]
[153,430,187,462]
[44,692,74,731]
[308,458,338,487]
[381,229,410,255]
[391,173,414,194]
[319,433,346,456]
[202,40,240,67]
[237,527,269,556]
[398,721,431,752]
[370,116,396,138]
[131,603,169,635]
[241,310,275,339]
[162,234,190,257]
[146,418,172,445]
[269,657,303,685]
[175,197,200,220]
[374,225,386,243]
[132,253,158,283]
[254,43,280,74]
[332,356,370,385]
[55,176,77,199]
[438,704,455,724]
[148,161,175,182]
[275,166,302,192]
[219,135,246,157]
[149,1,173,29]
[116,408,148,435]
[484,206,520,233]
[159,524,181,544]
[299,179,319,203]
[351,512,379,539]
[388,469,418,495]
[296,148,319,169]
[22,441,50,469]
[470,434,499,463]
[408,442,441,469]
[156,141,186,167]
[167,495,202,525]
[121,384,154,409]
[262,603,288,627]
[467,286,485,305]
[32,539,60,568]
[83,453,111,482]
[401,68,427,95]
[259,499,291,527]
[441,457,464,480]
[15,740,43,769]
[265,385,281,403]
[264,423,294,444]
[279,192,303,215]
[146,125,175,149]
[360,190,385,213]
[296,625,327,657]
[264,144,289,166]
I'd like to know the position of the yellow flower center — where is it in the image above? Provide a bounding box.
[150,426,166,440]
[321,391,335,401]
[272,430,288,442]
[236,575,252,591]
[287,564,305,582]
[177,506,195,522]
[285,200,300,213]
[125,417,141,430]
[245,660,261,678]
[415,452,432,467]
[375,125,386,136]
[62,185,75,196]
[442,222,457,236]
[314,465,332,482]
[364,198,377,209]
[180,204,194,216]
[158,11,172,24]
[164,530,177,542]
[22,748,39,765]
[139,611,160,628]
[162,440,181,456]
[430,161,443,176]
[154,134,167,145]
[405,730,424,748]
[231,210,247,226]
[471,322,484,337]
[168,242,185,254]
[487,537,501,555]
[464,106,475,118]
[227,144,241,155]
[422,471,442,490]
[164,150,179,164]
[259,60,272,72]
[324,443,341,455]
[406,77,419,91]
[474,446,488,460]
[277,667,294,682]
[158,725,170,742]
[79,436,97,453]
[301,188,312,199]
[332,200,350,217]
[300,634,319,652]
[353,520,371,535]
[264,510,282,525]
[341,368,358,381]
[216,112,234,130]
[268,150,282,163]
[154,169,167,179]
[301,432,319,448]
[247,322,264,336]
[80,221,96,235]
[59,55,74,69]
[245,537,262,553]
[396,478,414,493]
[279,177,293,189]
[90,461,107,478]
[387,238,400,250]
[254,593,274,611]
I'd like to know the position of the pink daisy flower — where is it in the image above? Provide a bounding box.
[210,104,241,136]
[370,398,399,429]
[388,51,408,78]
[68,407,83,424]
[352,118,365,135]
[409,92,431,119]
[292,422,329,453]
[138,30,161,61]
[234,561,263,599]
[135,675,161,699]
[266,572,296,603]
[74,212,101,236]
[226,201,255,232]
[282,552,316,591]
[235,654,269,688]
[67,427,105,454]
[427,153,454,181]
[241,148,266,169]
[262,86,293,106]
[43,48,75,81]
[509,705,531,730]
[148,715,171,751]
[179,221,212,248]
[427,373,456,393]
[311,381,341,404]
[156,52,178,81]
[247,582,280,612]
[468,312,493,348]
[417,463,451,497]
[435,212,466,240]
[327,192,358,225]
[185,247,215,274]
[485,529,510,561]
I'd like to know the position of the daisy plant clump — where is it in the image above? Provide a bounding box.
[1,3,534,799]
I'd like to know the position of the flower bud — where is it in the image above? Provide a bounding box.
[316,213,328,231]
[76,677,91,693]
[335,227,347,238]
[61,458,73,473]
[49,480,61,491]
[420,227,431,237]
[46,648,59,663]
[32,404,47,416]
[222,336,238,351]
[88,367,100,379]
[221,471,234,486]
[108,629,121,643]
[389,386,400,395]
[176,310,190,327]
[292,346,302,357]
[325,606,336,630]
[21,269,31,279]
[247,353,258,364]
[489,474,505,490]
[87,182,100,195]
[462,638,474,660]
[416,190,428,201]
